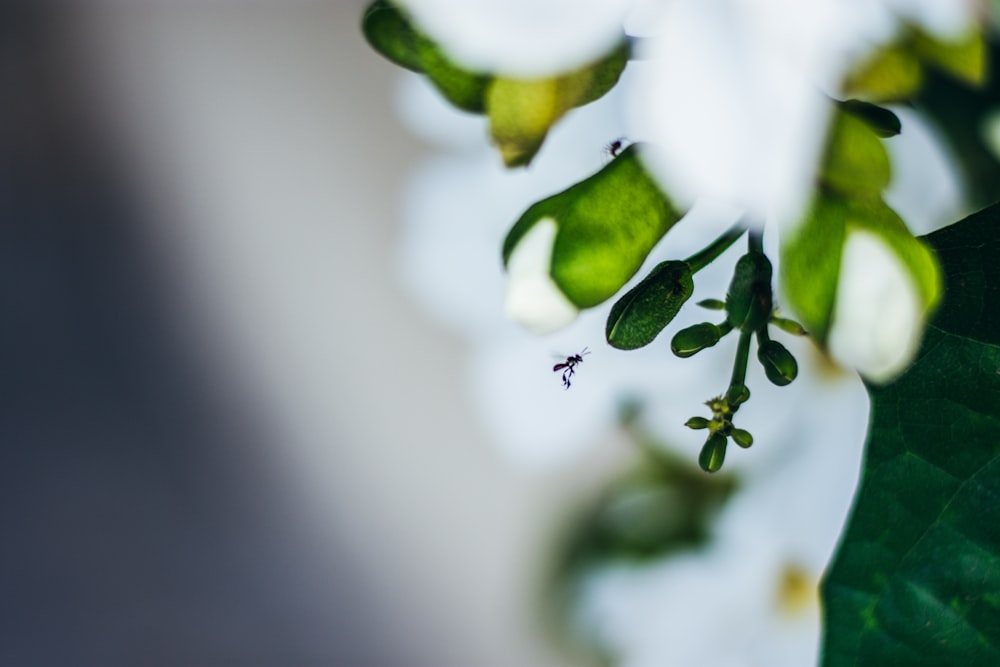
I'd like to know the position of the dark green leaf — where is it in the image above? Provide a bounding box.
[605,261,693,350]
[821,202,1000,666]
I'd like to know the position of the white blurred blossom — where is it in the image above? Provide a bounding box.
[397,0,635,77]
[827,231,925,383]
[397,0,976,223]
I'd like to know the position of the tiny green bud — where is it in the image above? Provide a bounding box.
[726,384,750,406]
[770,316,808,336]
[731,428,753,449]
[699,433,728,473]
[671,322,723,358]
[685,416,710,430]
[758,340,799,386]
[697,298,726,311]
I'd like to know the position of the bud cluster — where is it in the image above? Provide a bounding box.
[676,232,804,472]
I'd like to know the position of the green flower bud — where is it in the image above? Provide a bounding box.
[770,316,808,336]
[725,384,750,407]
[697,298,726,311]
[726,252,773,333]
[731,428,754,449]
[671,323,723,358]
[781,191,940,383]
[699,434,728,473]
[757,340,799,386]
[606,261,693,350]
[362,1,489,112]
[685,416,710,430]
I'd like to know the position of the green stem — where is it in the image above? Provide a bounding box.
[748,227,764,255]
[730,330,752,389]
[684,221,748,273]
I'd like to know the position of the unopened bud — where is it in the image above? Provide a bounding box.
[725,384,750,406]
[699,433,727,473]
[685,416,710,430]
[671,323,723,358]
[758,340,798,386]
[731,428,753,449]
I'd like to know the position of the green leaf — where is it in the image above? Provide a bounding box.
[821,202,1000,666]
[605,261,693,350]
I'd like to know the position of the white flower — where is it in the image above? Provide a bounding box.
[827,230,925,383]
[625,0,977,226]
[397,0,636,77]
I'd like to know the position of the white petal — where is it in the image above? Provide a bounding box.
[625,0,894,226]
[827,230,924,383]
[503,218,579,334]
[398,0,634,77]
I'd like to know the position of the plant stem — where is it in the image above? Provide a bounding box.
[730,330,753,389]
[685,221,748,273]
[748,227,764,255]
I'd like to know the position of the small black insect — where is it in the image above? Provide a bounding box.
[553,347,590,389]
[605,137,628,158]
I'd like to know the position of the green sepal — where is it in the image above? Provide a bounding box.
[836,99,901,138]
[842,42,923,103]
[912,26,986,87]
[699,434,727,473]
[726,252,773,333]
[781,191,940,344]
[362,1,629,160]
[361,1,424,71]
[503,144,685,308]
[841,24,985,103]
[606,261,693,350]
[822,108,892,198]
[361,1,489,112]
[670,322,723,358]
[487,41,629,166]
[757,340,798,386]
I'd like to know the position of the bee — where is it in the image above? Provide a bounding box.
[553,347,590,389]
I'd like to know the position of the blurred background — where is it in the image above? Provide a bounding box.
[0,2,620,665]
